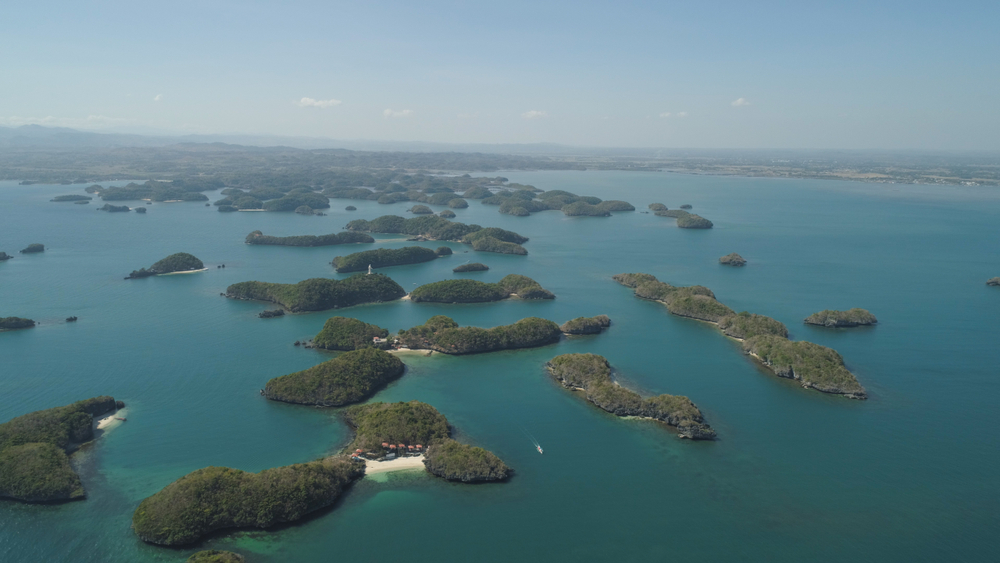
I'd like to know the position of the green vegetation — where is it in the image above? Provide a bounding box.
[295,205,316,215]
[651,206,714,228]
[453,262,488,273]
[98,203,130,212]
[562,201,611,216]
[344,215,529,255]
[648,203,667,211]
[719,253,746,266]
[465,236,528,255]
[127,252,204,279]
[217,205,237,212]
[0,317,36,331]
[804,308,878,327]
[312,317,389,350]
[187,551,245,563]
[596,200,636,212]
[226,273,405,312]
[397,315,561,354]
[423,439,511,482]
[51,195,91,202]
[332,246,439,273]
[680,204,693,209]
[410,274,554,303]
[717,312,789,340]
[94,180,216,202]
[20,243,44,253]
[245,230,374,247]
[233,196,263,210]
[135,206,146,213]
[0,396,119,502]
[132,457,363,546]
[546,354,715,440]
[435,246,453,256]
[448,198,468,208]
[262,192,330,212]
[0,252,11,261]
[613,273,734,322]
[265,348,404,406]
[345,205,357,211]
[439,209,456,218]
[743,335,867,398]
[409,204,434,214]
[485,188,634,217]
[344,401,511,482]
[560,315,611,335]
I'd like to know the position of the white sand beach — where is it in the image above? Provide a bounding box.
[159,268,209,275]
[364,455,425,475]
[96,408,127,431]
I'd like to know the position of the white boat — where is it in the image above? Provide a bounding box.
[536,445,543,455]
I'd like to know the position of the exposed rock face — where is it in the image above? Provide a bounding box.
[987,277,1000,286]
[187,551,245,563]
[719,253,746,266]
[804,308,877,327]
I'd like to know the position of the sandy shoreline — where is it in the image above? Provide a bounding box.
[96,408,127,431]
[159,268,209,275]
[364,455,425,475]
[387,348,433,356]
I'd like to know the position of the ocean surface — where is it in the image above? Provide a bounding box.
[1,171,998,562]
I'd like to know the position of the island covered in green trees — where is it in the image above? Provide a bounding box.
[245,230,374,247]
[312,317,389,350]
[454,262,488,273]
[719,252,746,266]
[344,215,529,255]
[345,401,510,482]
[546,353,716,440]
[126,253,205,279]
[0,252,11,261]
[264,348,405,406]
[648,204,714,228]
[20,243,44,254]
[132,456,363,546]
[0,396,123,502]
[560,315,611,335]
[0,317,36,331]
[225,273,405,312]
[397,316,562,354]
[614,273,866,398]
[804,308,878,327]
[332,246,439,272]
[471,188,635,217]
[408,274,554,303]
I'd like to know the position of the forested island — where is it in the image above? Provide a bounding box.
[474,188,635,217]
[0,317,36,331]
[132,457,363,546]
[98,204,130,212]
[245,230,374,247]
[312,317,389,350]
[50,195,91,202]
[804,309,878,327]
[225,273,405,312]
[546,354,716,440]
[264,348,405,406]
[0,252,11,261]
[408,274,554,303]
[719,253,746,266]
[614,273,866,398]
[91,179,217,202]
[20,243,44,254]
[397,316,562,354]
[0,396,123,502]
[560,315,611,335]
[344,215,529,255]
[126,253,204,279]
[345,401,510,482]
[332,246,438,272]
[454,262,488,273]
[648,204,714,228]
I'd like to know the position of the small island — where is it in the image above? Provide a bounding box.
[648,204,714,228]
[345,401,510,482]
[560,315,611,335]
[134,206,146,214]
[0,317,37,331]
[435,246,452,256]
[408,204,434,214]
[258,309,284,319]
[397,315,562,355]
[225,273,406,312]
[345,205,357,211]
[20,243,44,254]
[187,551,245,563]
[614,272,866,399]
[50,195,92,202]
[312,316,389,350]
[131,457,364,546]
[332,246,439,273]
[409,275,554,303]
[0,252,10,261]
[264,348,405,406]
[719,253,746,266]
[127,253,205,279]
[804,308,878,327]
[245,230,374,247]
[439,209,456,218]
[0,396,124,502]
[344,215,529,255]
[454,262,488,273]
[546,354,716,440]
[988,277,1000,286]
[98,204,131,212]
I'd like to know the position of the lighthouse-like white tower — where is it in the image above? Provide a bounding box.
[367,264,372,275]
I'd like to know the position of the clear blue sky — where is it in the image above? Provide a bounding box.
[3,0,998,149]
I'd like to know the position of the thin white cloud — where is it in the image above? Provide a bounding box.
[660,111,687,118]
[457,112,479,119]
[521,110,547,120]
[296,97,342,108]
[677,111,688,117]
[153,94,163,102]
[383,108,413,118]
[731,98,750,107]
[659,112,671,118]
[0,115,130,129]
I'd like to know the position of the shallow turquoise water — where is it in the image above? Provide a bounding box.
[1,172,998,562]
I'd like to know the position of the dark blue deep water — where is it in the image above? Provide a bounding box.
[1,171,998,562]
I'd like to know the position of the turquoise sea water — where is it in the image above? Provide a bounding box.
[1,171,998,562]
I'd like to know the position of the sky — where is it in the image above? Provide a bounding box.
[2,0,999,150]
